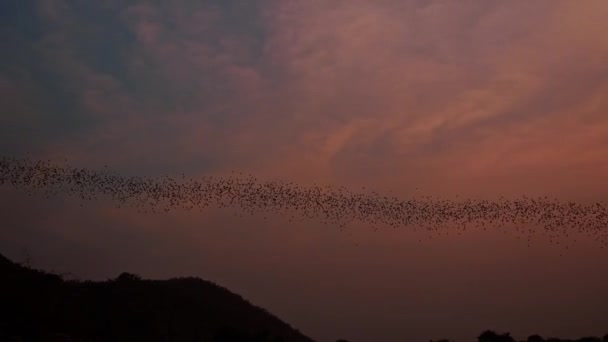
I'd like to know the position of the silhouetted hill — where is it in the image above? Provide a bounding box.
[0,253,314,342]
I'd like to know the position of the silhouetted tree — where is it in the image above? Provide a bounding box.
[527,334,545,342]
[479,330,515,342]
[116,272,141,282]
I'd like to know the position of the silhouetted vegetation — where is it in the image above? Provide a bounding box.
[0,253,313,342]
[475,330,608,342]
[479,330,516,342]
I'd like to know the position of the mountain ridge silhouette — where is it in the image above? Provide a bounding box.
[0,252,314,342]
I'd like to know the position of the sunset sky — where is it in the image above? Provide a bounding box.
[1,1,608,341]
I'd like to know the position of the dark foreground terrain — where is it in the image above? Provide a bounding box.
[2,253,606,342]
[0,253,313,342]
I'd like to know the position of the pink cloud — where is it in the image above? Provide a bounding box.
[245,0,608,197]
[24,0,608,200]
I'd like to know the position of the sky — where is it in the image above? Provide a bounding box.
[1,1,608,341]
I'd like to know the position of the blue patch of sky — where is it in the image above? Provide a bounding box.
[56,1,136,85]
[0,2,44,39]
[122,1,273,124]
[219,1,277,79]
[0,1,274,155]
[0,2,128,151]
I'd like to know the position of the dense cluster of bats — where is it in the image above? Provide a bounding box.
[1,155,606,247]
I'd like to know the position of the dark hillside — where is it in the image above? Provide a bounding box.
[0,253,314,342]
